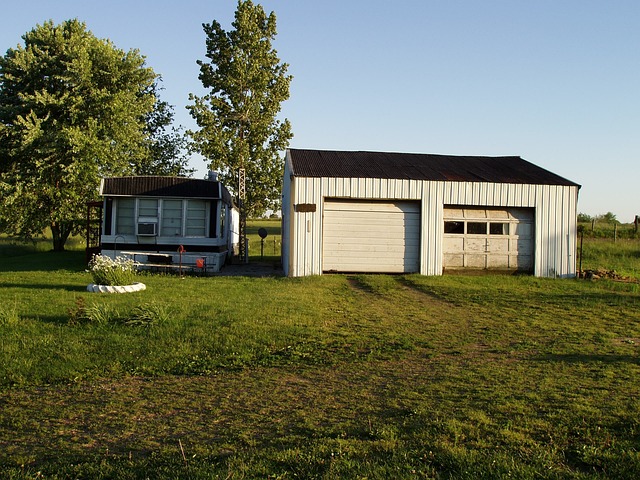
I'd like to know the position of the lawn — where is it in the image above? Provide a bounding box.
[0,231,639,478]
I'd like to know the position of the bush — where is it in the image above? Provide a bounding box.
[88,254,136,286]
[126,302,169,327]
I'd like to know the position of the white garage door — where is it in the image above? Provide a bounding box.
[323,200,421,273]
[443,207,534,272]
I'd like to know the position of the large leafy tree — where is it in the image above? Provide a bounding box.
[139,83,193,176]
[0,19,178,251]
[187,0,292,217]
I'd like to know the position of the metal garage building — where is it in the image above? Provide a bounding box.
[281,149,580,278]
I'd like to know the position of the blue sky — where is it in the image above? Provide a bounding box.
[1,0,638,220]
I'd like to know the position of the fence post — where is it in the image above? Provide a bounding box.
[614,223,617,243]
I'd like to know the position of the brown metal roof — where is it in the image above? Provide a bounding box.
[287,149,579,186]
[100,176,223,199]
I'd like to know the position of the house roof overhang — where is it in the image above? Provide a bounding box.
[100,176,233,203]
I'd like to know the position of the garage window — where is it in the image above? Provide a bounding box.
[490,222,509,235]
[467,222,487,235]
[444,221,464,234]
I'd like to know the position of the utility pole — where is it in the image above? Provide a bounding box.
[238,167,248,263]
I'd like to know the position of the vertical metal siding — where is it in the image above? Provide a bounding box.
[283,175,578,278]
[422,182,444,275]
[281,155,293,276]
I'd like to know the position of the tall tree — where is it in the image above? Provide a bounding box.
[187,0,292,217]
[139,82,193,176]
[0,20,168,251]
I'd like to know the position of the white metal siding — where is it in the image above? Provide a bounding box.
[281,160,578,278]
[323,200,420,273]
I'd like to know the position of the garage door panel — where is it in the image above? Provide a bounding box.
[487,254,509,268]
[514,255,533,269]
[444,254,464,267]
[444,237,464,253]
[443,207,534,272]
[515,238,533,254]
[515,223,533,237]
[488,238,509,254]
[465,238,486,252]
[467,254,486,268]
[323,200,420,273]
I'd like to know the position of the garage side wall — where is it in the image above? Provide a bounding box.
[284,176,578,278]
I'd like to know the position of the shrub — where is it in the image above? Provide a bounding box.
[88,254,136,286]
[126,302,169,327]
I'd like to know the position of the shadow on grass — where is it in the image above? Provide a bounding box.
[534,353,639,365]
[0,283,87,292]
[0,250,86,273]
[30,314,73,325]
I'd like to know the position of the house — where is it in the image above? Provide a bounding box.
[281,149,580,278]
[98,175,239,272]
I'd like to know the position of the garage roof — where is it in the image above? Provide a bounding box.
[288,149,579,186]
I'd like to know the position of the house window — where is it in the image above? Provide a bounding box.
[186,200,207,237]
[115,198,135,235]
[161,199,183,236]
[138,199,158,219]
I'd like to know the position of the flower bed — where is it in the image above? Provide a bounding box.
[87,254,144,293]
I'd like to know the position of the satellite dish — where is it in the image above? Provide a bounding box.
[258,227,268,239]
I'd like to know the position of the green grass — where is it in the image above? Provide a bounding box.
[0,231,639,478]
[0,232,85,257]
[246,218,282,263]
[578,237,640,278]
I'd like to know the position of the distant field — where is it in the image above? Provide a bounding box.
[0,222,639,478]
[578,236,640,279]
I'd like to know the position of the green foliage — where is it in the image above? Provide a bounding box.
[577,212,592,222]
[579,238,640,278]
[599,211,619,224]
[126,302,169,327]
[188,0,292,217]
[88,254,136,286]
[67,296,167,327]
[0,19,182,251]
[139,85,193,176]
[578,220,637,240]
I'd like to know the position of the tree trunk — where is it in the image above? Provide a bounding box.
[50,223,71,252]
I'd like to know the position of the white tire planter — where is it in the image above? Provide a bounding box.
[86,282,146,293]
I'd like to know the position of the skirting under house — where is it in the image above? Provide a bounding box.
[281,149,580,278]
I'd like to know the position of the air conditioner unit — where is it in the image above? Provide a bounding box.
[137,222,157,236]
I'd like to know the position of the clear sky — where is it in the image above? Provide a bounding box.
[1,0,638,221]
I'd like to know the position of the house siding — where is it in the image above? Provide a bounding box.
[282,169,579,278]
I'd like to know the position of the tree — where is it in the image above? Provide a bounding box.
[138,83,193,176]
[0,20,173,251]
[187,0,292,218]
[598,212,619,224]
[577,213,592,223]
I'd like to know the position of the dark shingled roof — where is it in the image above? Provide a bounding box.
[288,149,579,187]
[100,176,223,199]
